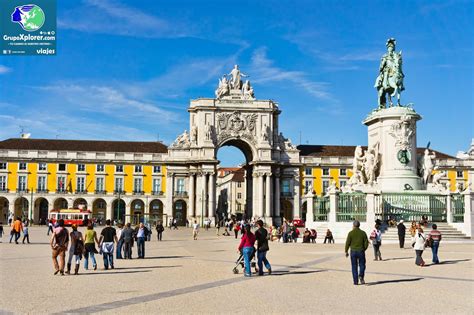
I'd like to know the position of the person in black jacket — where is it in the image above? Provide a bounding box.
[397,220,406,249]
[255,220,272,276]
[156,221,164,241]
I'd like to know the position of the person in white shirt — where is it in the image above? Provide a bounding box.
[192,221,199,240]
[413,223,426,267]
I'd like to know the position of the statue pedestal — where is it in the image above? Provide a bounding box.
[363,106,422,191]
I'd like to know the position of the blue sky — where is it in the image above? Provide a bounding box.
[1,0,473,166]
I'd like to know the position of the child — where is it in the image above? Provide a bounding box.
[22,225,30,244]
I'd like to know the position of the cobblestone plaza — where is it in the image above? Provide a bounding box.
[1,227,473,314]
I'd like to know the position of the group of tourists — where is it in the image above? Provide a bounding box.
[237,220,272,277]
[346,219,443,285]
[49,219,159,275]
[3,217,30,244]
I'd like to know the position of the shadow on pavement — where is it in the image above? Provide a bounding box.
[438,259,471,265]
[366,277,423,286]
[270,270,327,276]
[114,265,182,270]
[78,270,152,276]
[382,257,413,261]
[144,255,193,259]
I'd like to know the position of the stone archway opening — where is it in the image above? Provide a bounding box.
[34,197,49,224]
[54,198,68,210]
[150,199,164,225]
[281,200,293,222]
[14,197,29,219]
[112,199,126,224]
[130,199,145,225]
[173,200,187,226]
[0,197,9,224]
[92,198,107,223]
[216,140,252,222]
[73,198,88,210]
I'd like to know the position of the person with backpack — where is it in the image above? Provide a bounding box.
[370,224,382,261]
[50,219,69,275]
[99,220,118,270]
[66,224,84,275]
[413,223,426,267]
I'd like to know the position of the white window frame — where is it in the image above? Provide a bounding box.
[38,162,47,171]
[153,165,161,174]
[152,178,161,193]
[322,168,330,176]
[0,162,7,170]
[18,162,27,171]
[77,164,86,172]
[134,177,143,192]
[134,165,143,173]
[115,177,124,192]
[116,165,124,173]
[96,176,105,192]
[456,170,463,178]
[37,175,47,191]
[340,168,347,176]
[58,163,67,172]
[305,180,312,193]
[176,178,185,193]
[18,175,27,191]
[76,176,86,192]
[0,175,7,191]
[57,175,66,192]
[96,164,105,172]
[305,167,312,176]
[322,180,330,193]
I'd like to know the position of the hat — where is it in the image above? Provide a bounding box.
[400,219,404,223]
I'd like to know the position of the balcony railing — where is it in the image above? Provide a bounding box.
[36,189,49,193]
[75,190,87,194]
[152,191,164,196]
[95,190,106,195]
[133,190,144,195]
[114,189,124,194]
[16,189,29,193]
[281,191,293,197]
[174,191,188,197]
[56,189,67,194]
[0,188,8,193]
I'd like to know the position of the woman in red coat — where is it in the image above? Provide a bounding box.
[238,224,256,277]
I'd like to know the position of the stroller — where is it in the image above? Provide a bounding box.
[232,248,259,274]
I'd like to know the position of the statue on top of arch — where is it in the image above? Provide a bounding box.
[215,65,255,100]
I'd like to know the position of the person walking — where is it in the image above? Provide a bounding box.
[370,224,382,261]
[66,224,84,275]
[83,223,99,271]
[116,224,124,259]
[47,220,54,235]
[11,217,23,244]
[255,220,272,276]
[216,220,220,236]
[397,220,406,248]
[344,220,369,285]
[22,225,30,244]
[121,223,134,259]
[135,223,147,259]
[428,224,442,264]
[192,220,199,240]
[233,223,240,239]
[413,223,426,267]
[282,220,289,243]
[99,219,118,270]
[238,224,256,277]
[0,222,3,242]
[156,221,164,241]
[409,221,417,243]
[50,219,69,275]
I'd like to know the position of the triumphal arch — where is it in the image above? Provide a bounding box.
[165,65,300,225]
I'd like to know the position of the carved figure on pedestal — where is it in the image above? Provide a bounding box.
[389,114,414,151]
[205,124,214,142]
[242,80,255,100]
[363,142,380,185]
[215,76,230,99]
[228,65,248,90]
[431,170,446,187]
[171,130,191,148]
[352,145,366,184]
[261,124,269,143]
[190,125,198,144]
[420,149,436,185]
[375,38,405,108]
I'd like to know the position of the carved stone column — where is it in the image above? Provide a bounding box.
[106,202,113,222]
[258,172,264,218]
[189,173,195,218]
[203,172,208,218]
[265,172,272,219]
[195,172,204,223]
[208,172,215,221]
[252,171,259,219]
[293,173,300,219]
[165,172,174,221]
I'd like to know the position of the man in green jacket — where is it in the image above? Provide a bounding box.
[345,220,369,285]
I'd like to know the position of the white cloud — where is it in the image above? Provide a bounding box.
[58,0,192,38]
[250,47,333,100]
[0,65,11,74]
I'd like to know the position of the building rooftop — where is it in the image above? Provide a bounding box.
[297,144,455,159]
[0,138,168,154]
